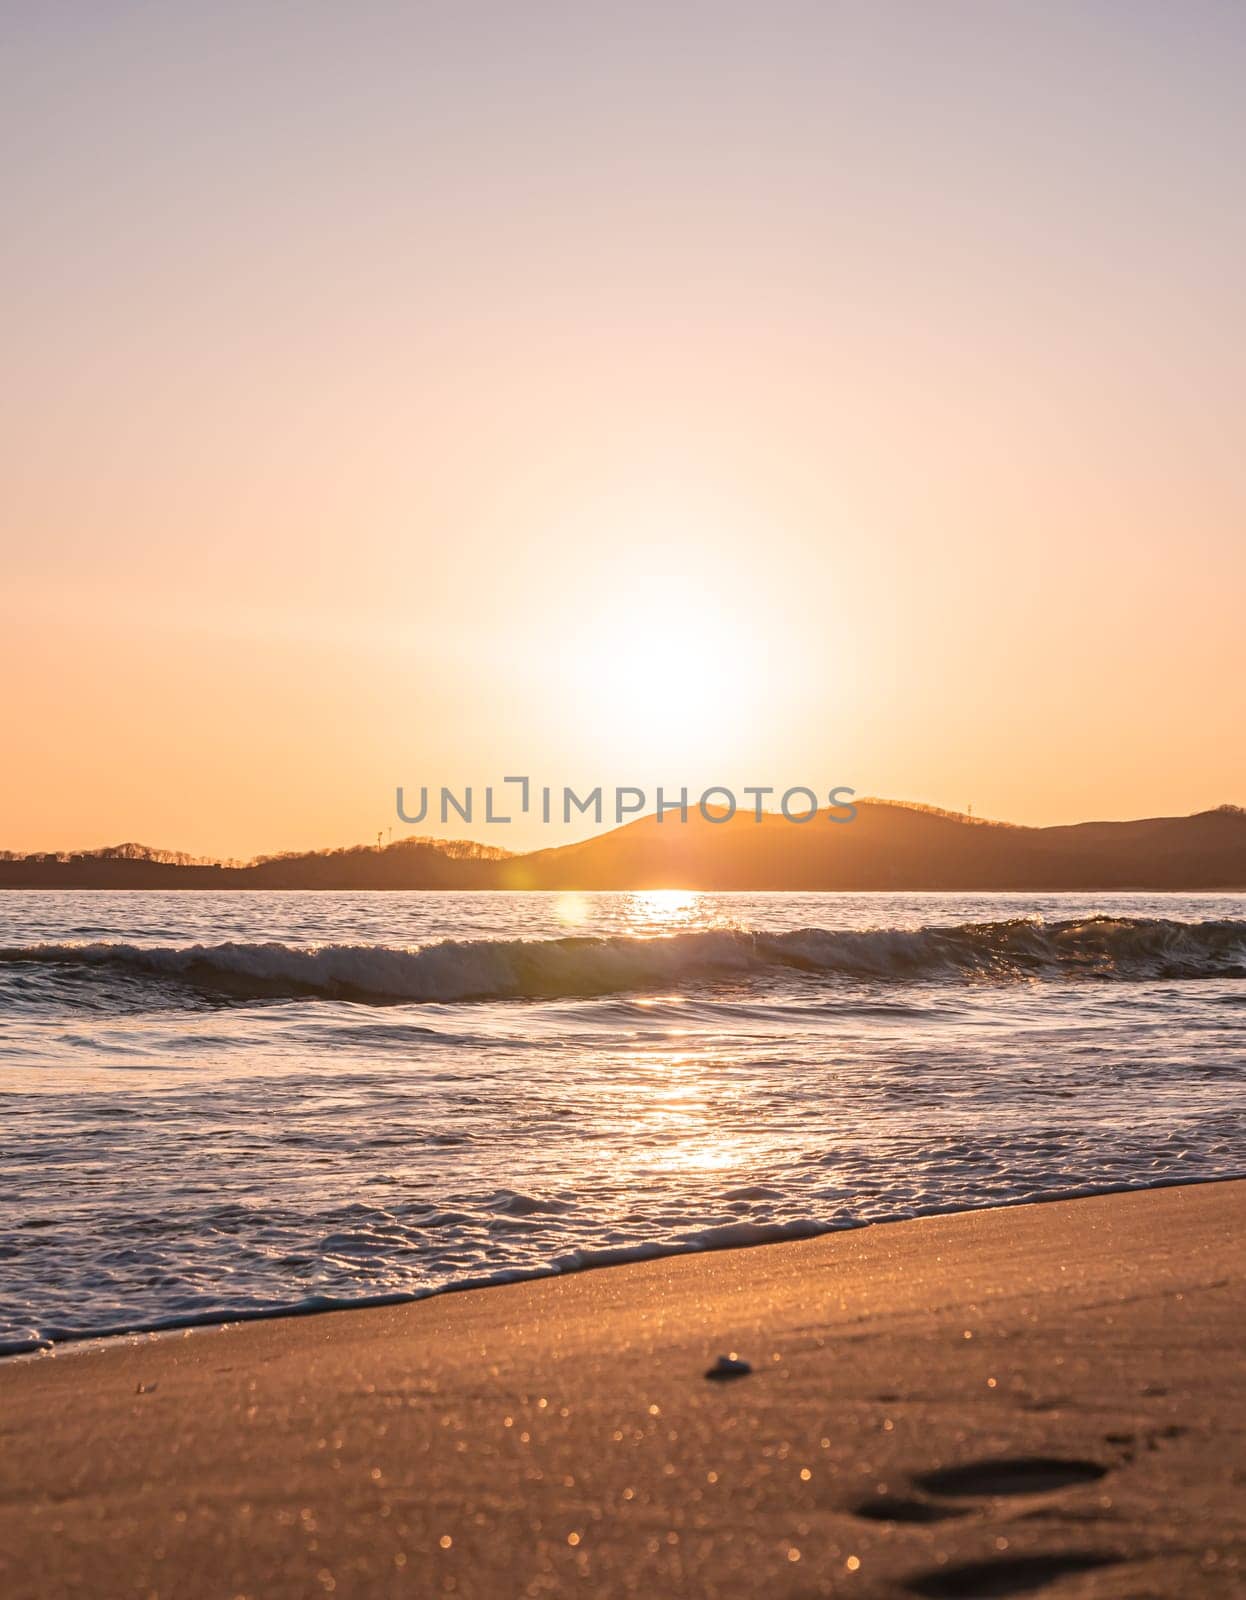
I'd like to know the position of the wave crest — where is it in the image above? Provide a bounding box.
[1,916,1243,1004]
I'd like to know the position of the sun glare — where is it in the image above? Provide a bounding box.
[555,891,591,926]
[629,889,701,930]
[577,577,760,762]
[555,889,707,933]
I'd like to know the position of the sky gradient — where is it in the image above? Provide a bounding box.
[3,2,1245,857]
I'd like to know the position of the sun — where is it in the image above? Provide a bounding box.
[576,576,759,763]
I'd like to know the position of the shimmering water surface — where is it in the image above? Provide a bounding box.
[2,890,1243,1354]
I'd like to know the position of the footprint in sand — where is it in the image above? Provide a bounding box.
[852,1455,1107,1525]
[896,1456,1118,1596]
[852,1495,967,1524]
[914,1456,1108,1498]
[908,1551,1121,1598]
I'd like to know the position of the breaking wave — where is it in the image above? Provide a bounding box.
[2,916,1244,1005]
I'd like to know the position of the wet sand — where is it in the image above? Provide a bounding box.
[2,1181,1242,1598]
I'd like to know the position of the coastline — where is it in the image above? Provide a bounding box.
[3,1181,1242,1598]
[5,1170,1240,1360]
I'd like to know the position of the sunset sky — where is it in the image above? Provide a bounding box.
[4,3,1245,858]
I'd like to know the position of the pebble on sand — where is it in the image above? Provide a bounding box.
[705,1354,753,1381]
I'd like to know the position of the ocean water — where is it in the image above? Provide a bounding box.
[1,890,1243,1356]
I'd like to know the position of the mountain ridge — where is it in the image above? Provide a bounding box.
[2,802,1243,890]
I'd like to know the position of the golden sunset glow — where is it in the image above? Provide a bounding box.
[2,7,1244,859]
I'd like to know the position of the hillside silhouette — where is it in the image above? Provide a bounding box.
[0,836,511,890]
[2,802,1244,890]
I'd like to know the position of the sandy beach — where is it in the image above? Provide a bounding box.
[2,1181,1242,1599]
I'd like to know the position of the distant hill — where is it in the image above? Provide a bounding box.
[494,802,1246,891]
[0,837,511,891]
[2,803,1244,890]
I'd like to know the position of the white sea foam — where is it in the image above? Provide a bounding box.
[1,891,1243,1353]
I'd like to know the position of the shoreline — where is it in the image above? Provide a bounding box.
[7,1168,1244,1363]
[3,1180,1243,1597]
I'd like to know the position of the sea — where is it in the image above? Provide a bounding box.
[1,890,1243,1355]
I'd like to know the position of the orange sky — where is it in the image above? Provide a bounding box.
[3,5,1245,859]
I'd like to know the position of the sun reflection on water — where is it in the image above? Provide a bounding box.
[555,888,716,936]
[554,891,591,926]
[630,889,701,926]
[618,1047,746,1174]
